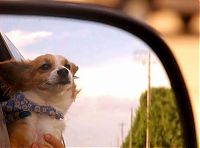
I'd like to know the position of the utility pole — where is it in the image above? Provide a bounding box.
[119,122,125,148]
[129,108,133,148]
[117,136,120,148]
[133,49,153,148]
[146,50,151,148]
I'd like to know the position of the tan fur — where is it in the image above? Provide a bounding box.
[0,60,32,94]
[8,121,30,147]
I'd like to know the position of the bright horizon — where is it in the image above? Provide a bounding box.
[0,15,170,147]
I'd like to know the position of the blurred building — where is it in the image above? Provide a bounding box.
[57,0,199,35]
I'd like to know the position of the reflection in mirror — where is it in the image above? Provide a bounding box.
[0,15,184,147]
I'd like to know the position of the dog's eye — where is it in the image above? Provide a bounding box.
[64,64,71,70]
[40,63,51,71]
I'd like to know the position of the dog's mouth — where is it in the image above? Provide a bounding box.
[57,79,71,85]
[45,79,71,86]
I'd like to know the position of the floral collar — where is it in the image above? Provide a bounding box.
[2,92,64,124]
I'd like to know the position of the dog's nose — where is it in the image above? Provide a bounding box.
[57,68,68,78]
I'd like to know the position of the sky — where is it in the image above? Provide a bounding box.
[0,15,170,147]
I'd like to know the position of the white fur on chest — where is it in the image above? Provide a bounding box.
[25,113,65,144]
[21,89,74,144]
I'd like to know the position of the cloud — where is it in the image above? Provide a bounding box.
[6,30,52,48]
[64,96,135,147]
[62,29,92,39]
[76,55,170,101]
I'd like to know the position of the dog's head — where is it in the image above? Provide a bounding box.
[0,54,78,96]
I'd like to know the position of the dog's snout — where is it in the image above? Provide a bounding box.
[57,68,68,78]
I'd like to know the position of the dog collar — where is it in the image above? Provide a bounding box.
[2,92,64,123]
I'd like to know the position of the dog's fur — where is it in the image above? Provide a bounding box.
[0,54,79,147]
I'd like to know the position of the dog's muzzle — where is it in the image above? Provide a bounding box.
[57,68,70,84]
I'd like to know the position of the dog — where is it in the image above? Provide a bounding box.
[0,54,79,147]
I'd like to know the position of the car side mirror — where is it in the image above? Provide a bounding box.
[0,1,197,147]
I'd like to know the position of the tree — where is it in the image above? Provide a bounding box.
[123,87,184,148]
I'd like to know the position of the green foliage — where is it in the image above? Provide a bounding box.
[123,87,184,148]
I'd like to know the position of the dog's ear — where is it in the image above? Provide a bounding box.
[0,60,32,91]
[70,62,79,75]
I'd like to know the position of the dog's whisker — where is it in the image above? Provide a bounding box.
[73,76,79,79]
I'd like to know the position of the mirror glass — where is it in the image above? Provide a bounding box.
[0,15,184,147]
